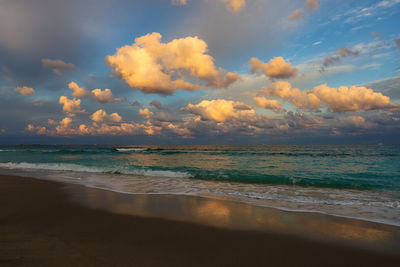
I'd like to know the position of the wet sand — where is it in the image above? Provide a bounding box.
[1,174,399,266]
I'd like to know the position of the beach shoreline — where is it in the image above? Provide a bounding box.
[1,174,400,266]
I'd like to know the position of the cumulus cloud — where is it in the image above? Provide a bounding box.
[305,0,319,10]
[337,116,375,128]
[105,32,240,95]
[253,96,282,113]
[56,117,73,135]
[250,56,298,79]
[90,110,122,123]
[68,81,123,103]
[59,96,86,116]
[222,0,246,13]
[41,114,166,137]
[139,108,154,119]
[312,84,395,112]
[15,86,35,96]
[261,81,396,112]
[26,124,47,135]
[171,0,187,5]
[91,88,124,103]
[42,58,75,75]
[185,99,254,122]
[289,9,302,20]
[150,100,163,110]
[68,81,91,97]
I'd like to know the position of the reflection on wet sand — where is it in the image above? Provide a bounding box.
[66,185,400,253]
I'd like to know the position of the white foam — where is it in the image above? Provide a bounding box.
[0,162,102,173]
[0,162,191,179]
[116,148,147,152]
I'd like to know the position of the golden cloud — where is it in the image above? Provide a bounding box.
[186,99,254,122]
[68,81,91,97]
[222,0,246,13]
[91,88,124,103]
[26,124,47,135]
[105,32,239,95]
[250,57,298,79]
[139,108,154,119]
[15,86,35,96]
[59,96,86,116]
[68,81,123,103]
[253,96,282,113]
[171,0,187,5]
[90,110,122,123]
[261,81,396,112]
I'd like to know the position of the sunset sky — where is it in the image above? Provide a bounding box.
[1,0,399,144]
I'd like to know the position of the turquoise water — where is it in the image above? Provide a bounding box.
[0,145,399,225]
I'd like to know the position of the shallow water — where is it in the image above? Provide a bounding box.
[0,144,399,225]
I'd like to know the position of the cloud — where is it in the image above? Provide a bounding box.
[15,86,34,96]
[337,116,375,129]
[289,9,302,20]
[185,99,254,122]
[171,0,187,5]
[322,47,360,68]
[68,81,124,103]
[311,84,395,112]
[91,88,124,103]
[68,81,91,97]
[342,0,400,24]
[90,110,122,123]
[221,0,246,13]
[56,117,73,135]
[305,0,319,10]
[42,58,75,75]
[105,32,239,95]
[150,100,163,110]
[253,96,282,113]
[335,47,359,57]
[250,56,298,79]
[139,108,154,119]
[59,96,86,116]
[26,124,47,135]
[261,81,396,112]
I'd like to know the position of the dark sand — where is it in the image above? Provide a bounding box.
[1,174,399,267]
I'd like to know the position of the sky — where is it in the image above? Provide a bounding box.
[0,0,399,145]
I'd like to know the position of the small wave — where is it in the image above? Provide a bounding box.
[0,162,102,173]
[0,162,191,179]
[116,148,148,152]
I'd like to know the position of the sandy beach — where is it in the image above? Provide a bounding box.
[1,174,399,267]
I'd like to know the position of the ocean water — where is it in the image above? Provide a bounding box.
[0,145,399,225]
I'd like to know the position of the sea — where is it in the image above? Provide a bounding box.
[0,144,399,226]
